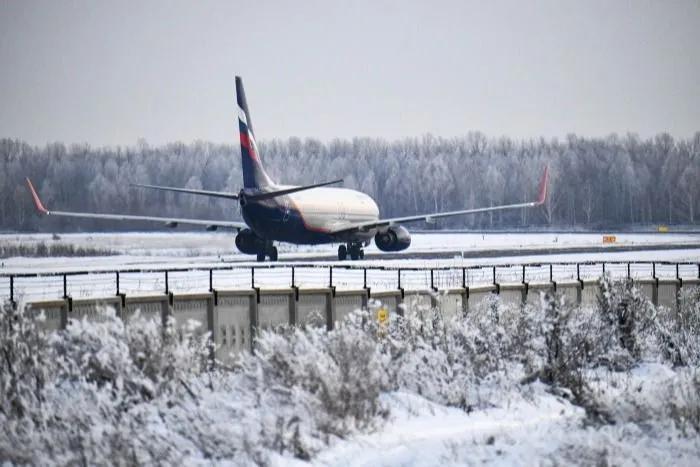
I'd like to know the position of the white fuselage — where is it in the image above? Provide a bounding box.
[287,186,380,232]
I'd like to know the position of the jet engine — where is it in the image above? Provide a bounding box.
[374,226,411,252]
[235,228,265,255]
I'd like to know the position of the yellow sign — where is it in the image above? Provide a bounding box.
[658,225,669,233]
[376,306,389,338]
[602,235,616,244]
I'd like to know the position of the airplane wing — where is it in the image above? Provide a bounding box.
[25,178,248,231]
[330,167,549,234]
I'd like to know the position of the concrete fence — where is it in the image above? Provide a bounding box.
[22,276,700,364]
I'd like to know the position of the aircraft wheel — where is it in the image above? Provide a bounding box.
[269,246,278,262]
[338,244,347,261]
[350,245,360,260]
[359,249,364,260]
[256,252,266,262]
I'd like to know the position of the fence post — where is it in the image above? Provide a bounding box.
[397,269,404,299]
[116,271,120,295]
[652,263,659,306]
[329,266,333,288]
[251,267,255,289]
[206,293,216,367]
[521,265,529,307]
[430,269,435,291]
[9,275,14,304]
[291,266,295,288]
[675,263,682,313]
[209,269,213,292]
[164,271,169,295]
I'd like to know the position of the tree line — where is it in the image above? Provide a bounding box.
[1,131,699,232]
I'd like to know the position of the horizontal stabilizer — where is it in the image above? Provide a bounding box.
[247,179,343,201]
[130,183,240,200]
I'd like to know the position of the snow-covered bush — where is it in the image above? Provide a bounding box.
[0,300,51,420]
[380,293,546,410]
[239,312,392,434]
[656,285,700,367]
[52,307,211,405]
[0,303,213,465]
[596,274,659,369]
[537,290,594,387]
[665,369,700,436]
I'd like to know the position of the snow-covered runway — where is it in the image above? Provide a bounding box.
[2,232,699,302]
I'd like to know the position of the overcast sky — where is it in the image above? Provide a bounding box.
[1,0,698,147]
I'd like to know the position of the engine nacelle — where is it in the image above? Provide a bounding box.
[374,226,411,252]
[235,228,265,255]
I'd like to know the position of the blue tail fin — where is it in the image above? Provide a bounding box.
[236,76,274,189]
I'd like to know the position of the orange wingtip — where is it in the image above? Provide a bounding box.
[25,177,48,214]
[536,166,548,206]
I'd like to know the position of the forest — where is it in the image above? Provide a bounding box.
[1,131,699,232]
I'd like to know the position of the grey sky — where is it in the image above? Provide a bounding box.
[1,0,698,147]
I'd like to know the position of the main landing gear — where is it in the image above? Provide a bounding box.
[256,240,278,262]
[338,242,365,261]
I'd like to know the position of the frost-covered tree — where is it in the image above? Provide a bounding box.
[2,131,700,232]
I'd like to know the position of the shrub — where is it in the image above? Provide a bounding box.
[0,242,118,258]
[0,299,51,420]
[595,274,658,369]
[240,313,392,435]
[656,285,700,367]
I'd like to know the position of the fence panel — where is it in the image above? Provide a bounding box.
[3,262,699,303]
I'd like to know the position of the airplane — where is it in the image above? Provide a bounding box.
[26,76,549,262]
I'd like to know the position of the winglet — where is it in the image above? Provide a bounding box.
[25,177,49,214]
[535,166,548,206]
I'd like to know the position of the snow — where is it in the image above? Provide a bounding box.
[299,365,700,467]
[1,231,699,266]
[1,232,699,302]
[308,388,580,467]
[3,279,700,466]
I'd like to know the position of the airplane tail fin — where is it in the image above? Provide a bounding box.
[236,76,274,189]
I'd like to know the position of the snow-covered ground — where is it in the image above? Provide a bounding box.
[3,293,699,466]
[2,246,700,466]
[278,366,700,467]
[1,231,698,262]
[2,232,699,302]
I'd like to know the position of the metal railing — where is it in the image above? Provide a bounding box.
[2,261,700,303]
